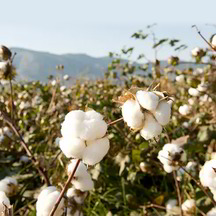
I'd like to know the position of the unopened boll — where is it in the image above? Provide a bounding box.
[188,87,200,97]
[0,191,10,212]
[152,101,171,125]
[61,110,107,141]
[136,90,159,111]
[140,113,162,140]
[121,99,144,129]
[199,159,216,189]
[36,186,64,216]
[158,143,186,173]
[0,177,18,196]
[181,199,196,213]
[179,104,192,116]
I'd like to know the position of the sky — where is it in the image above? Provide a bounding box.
[1,0,216,61]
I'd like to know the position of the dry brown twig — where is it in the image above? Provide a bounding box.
[0,108,50,186]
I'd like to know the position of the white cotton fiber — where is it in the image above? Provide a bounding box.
[67,159,88,178]
[153,101,171,125]
[0,191,10,213]
[121,99,144,129]
[72,173,94,192]
[140,113,162,140]
[59,137,86,159]
[82,137,110,165]
[136,90,159,111]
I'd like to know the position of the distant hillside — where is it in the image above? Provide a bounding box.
[11,48,112,81]
[10,48,202,82]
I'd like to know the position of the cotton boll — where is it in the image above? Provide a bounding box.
[0,61,8,72]
[211,35,216,47]
[36,187,64,216]
[121,99,144,129]
[51,80,56,86]
[59,137,86,159]
[66,187,87,204]
[152,101,171,126]
[85,110,103,121]
[158,143,186,173]
[179,105,192,116]
[182,199,196,212]
[64,110,85,122]
[0,191,10,213]
[63,74,70,80]
[60,86,66,91]
[67,160,88,178]
[197,83,208,92]
[140,113,162,140]
[166,199,177,211]
[136,91,159,111]
[191,47,200,57]
[0,177,18,196]
[199,160,216,189]
[207,207,216,216]
[83,137,110,165]
[188,88,200,97]
[188,98,195,106]
[175,74,185,83]
[72,173,94,191]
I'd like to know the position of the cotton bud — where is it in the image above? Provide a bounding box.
[61,110,107,141]
[207,207,216,216]
[179,105,192,116]
[0,177,18,196]
[136,90,159,111]
[188,88,200,97]
[182,199,196,213]
[152,101,171,125]
[121,99,144,129]
[199,159,216,189]
[0,191,10,213]
[140,113,162,140]
[82,137,110,165]
[175,74,185,83]
[36,186,64,216]
[158,143,186,173]
[59,137,86,159]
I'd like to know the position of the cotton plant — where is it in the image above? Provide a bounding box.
[36,186,64,216]
[120,86,172,140]
[158,143,187,173]
[181,199,196,215]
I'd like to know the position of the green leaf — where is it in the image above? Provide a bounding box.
[169,39,179,46]
[153,39,168,48]
[132,150,140,162]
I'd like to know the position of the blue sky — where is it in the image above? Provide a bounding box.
[1,0,216,61]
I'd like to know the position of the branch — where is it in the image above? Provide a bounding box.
[49,159,81,216]
[0,108,50,186]
[173,171,183,216]
[181,166,216,207]
[108,117,123,126]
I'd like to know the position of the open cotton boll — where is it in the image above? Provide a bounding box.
[59,137,86,159]
[197,83,208,92]
[68,159,88,178]
[36,186,64,216]
[140,113,162,140]
[158,143,186,173]
[121,99,144,129]
[61,109,108,141]
[152,101,171,125]
[191,47,200,57]
[0,61,8,72]
[83,137,110,165]
[182,199,196,212]
[199,159,216,189]
[67,187,87,204]
[166,199,177,211]
[207,207,216,216]
[188,87,200,97]
[0,176,18,196]
[0,191,10,213]
[72,173,94,191]
[136,90,159,111]
[175,74,185,83]
[179,104,192,116]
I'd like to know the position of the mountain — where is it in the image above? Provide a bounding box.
[11,48,112,81]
